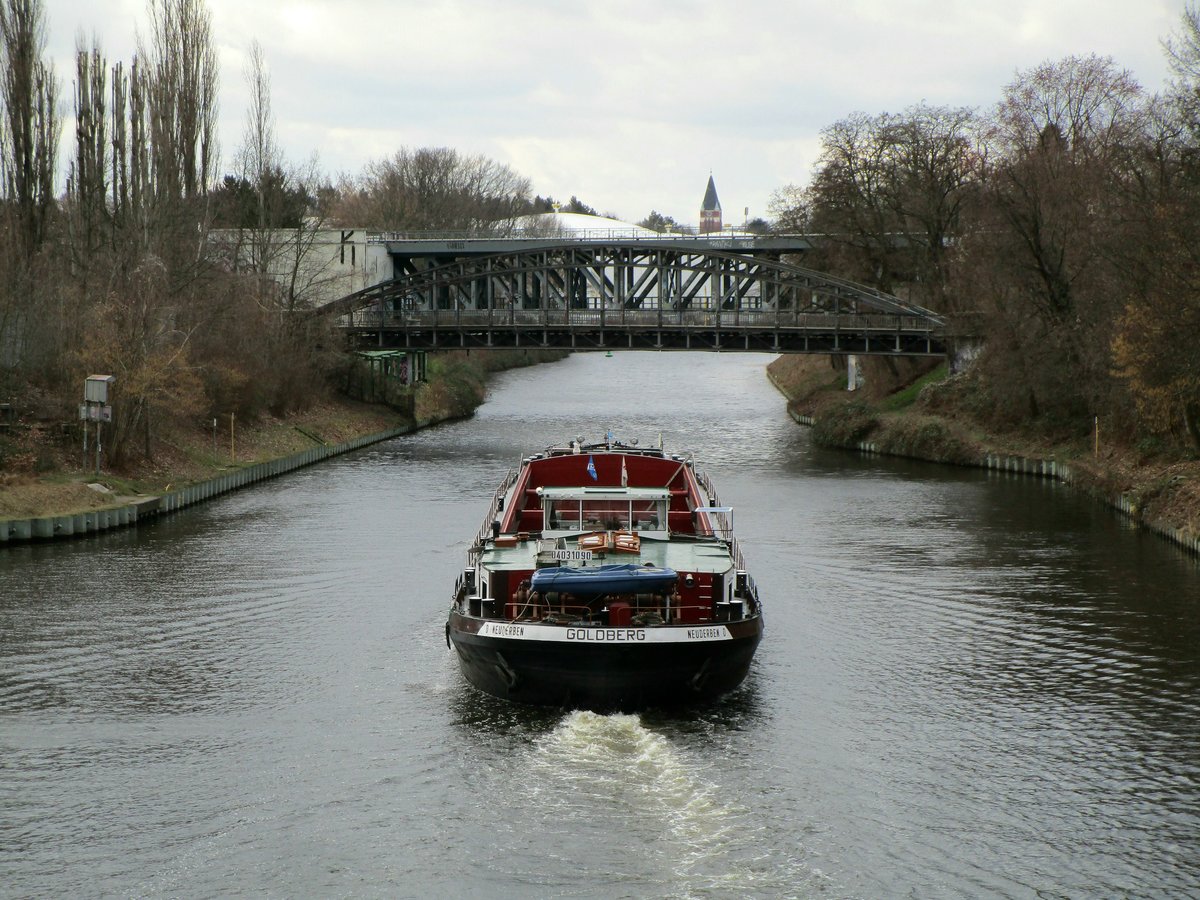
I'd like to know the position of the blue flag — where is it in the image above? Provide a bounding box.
[587,456,598,480]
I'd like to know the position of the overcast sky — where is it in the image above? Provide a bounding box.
[42,0,1183,227]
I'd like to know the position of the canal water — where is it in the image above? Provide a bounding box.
[2,353,1198,899]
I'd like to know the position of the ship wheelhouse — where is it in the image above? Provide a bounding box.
[538,486,671,538]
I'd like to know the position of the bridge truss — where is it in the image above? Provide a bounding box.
[321,241,947,356]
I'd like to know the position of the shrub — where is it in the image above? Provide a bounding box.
[812,402,878,445]
[877,418,978,465]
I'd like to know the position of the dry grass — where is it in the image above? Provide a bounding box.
[0,399,405,519]
[768,355,1200,546]
[1,350,564,522]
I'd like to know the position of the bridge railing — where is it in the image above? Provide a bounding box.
[366,228,779,243]
[342,307,939,333]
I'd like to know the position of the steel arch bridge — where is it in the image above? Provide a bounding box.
[319,240,948,356]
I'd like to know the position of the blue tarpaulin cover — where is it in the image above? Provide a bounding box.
[531,563,677,596]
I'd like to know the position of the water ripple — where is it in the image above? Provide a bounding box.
[3,353,1198,898]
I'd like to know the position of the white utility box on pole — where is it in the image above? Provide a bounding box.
[81,375,115,475]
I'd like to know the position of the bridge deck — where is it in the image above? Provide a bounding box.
[344,310,945,355]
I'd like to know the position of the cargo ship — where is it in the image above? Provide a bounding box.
[446,436,763,709]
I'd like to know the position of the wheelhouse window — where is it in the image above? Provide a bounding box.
[539,487,669,534]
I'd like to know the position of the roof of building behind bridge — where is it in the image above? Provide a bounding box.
[512,212,662,238]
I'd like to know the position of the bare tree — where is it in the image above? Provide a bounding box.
[801,104,981,304]
[223,39,284,285]
[67,0,223,462]
[970,55,1147,425]
[767,184,811,234]
[879,104,982,308]
[238,40,278,211]
[66,39,109,278]
[141,0,218,203]
[342,146,532,233]
[0,0,59,252]
[275,156,340,313]
[806,112,902,290]
[1107,9,1200,448]
[208,43,351,313]
[1160,3,1200,136]
[0,0,60,390]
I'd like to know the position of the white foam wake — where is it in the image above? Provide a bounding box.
[524,711,822,897]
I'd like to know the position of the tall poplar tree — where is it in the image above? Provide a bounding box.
[0,0,58,253]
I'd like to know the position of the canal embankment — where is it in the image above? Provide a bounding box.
[0,349,565,544]
[0,423,416,543]
[766,356,1200,559]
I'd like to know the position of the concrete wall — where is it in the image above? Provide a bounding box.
[208,227,394,307]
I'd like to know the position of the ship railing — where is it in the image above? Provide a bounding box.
[697,468,720,507]
[508,600,610,623]
[696,468,750,571]
[519,602,596,623]
[470,468,518,564]
[738,574,761,616]
[729,534,750,572]
[514,600,743,626]
[696,502,746,570]
[670,602,744,624]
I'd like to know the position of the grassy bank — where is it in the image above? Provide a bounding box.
[767,355,1200,555]
[0,349,564,521]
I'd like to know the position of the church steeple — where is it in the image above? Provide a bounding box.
[700,175,722,234]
